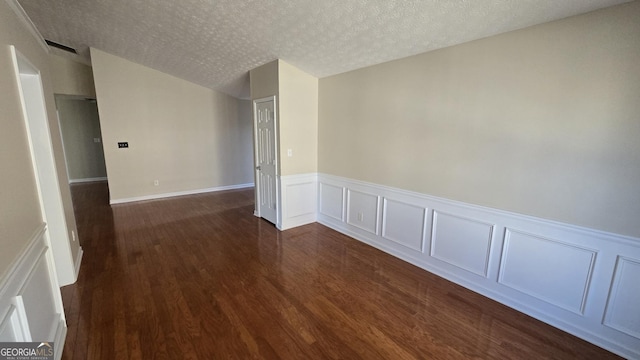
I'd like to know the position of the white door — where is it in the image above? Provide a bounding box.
[254,97,278,224]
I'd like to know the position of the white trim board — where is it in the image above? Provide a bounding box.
[110,183,254,205]
[73,247,83,280]
[316,173,640,359]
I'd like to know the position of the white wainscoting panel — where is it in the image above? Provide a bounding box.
[0,302,29,342]
[319,182,344,221]
[0,306,18,341]
[498,229,596,314]
[430,211,494,277]
[20,257,60,341]
[279,173,318,230]
[381,198,426,252]
[346,189,380,235]
[0,224,66,360]
[316,173,640,359]
[603,256,640,339]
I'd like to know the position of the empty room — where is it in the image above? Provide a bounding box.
[1,0,639,359]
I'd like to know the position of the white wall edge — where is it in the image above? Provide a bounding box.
[53,319,66,360]
[69,177,107,184]
[110,183,254,205]
[73,247,83,280]
[12,46,76,287]
[316,173,640,359]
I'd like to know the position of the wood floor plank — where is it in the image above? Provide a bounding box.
[61,181,621,359]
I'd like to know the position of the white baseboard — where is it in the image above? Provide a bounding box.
[110,183,254,205]
[69,177,107,184]
[0,223,67,359]
[317,173,640,359]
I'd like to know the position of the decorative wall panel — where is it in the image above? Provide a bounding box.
[431,212,494,277]
[0,224,66,359]
[603,256,640,339]
[346,189,379,235]
[381,198,426,252]
[498,230,596,314]
[279,173,318,230]
[319,182,344,221]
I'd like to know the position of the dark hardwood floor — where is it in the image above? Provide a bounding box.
[61,181,620,359]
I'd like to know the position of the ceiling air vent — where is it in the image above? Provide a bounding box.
[45,40,77,54]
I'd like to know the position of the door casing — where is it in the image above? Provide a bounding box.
[11,46,79,286]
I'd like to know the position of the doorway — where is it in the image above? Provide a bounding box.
[253,96,279,225]
[55,95,107,184]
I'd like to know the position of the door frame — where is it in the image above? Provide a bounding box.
[252,96,280,226]
[11,46,79,286]
[55,95,108,184]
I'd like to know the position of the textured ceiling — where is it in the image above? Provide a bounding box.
[17,0,630,99]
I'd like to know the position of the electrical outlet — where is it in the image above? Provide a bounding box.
[154,180,159,186]
[118,142,128,148]
[287,149,293,157]
[71,230,77,242]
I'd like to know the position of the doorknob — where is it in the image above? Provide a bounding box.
[256,165,261,170]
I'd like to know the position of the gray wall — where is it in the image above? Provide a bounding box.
[56,97,107,181]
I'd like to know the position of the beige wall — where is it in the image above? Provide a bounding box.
[237,99,255,173]
[56,97,107,181]
[249,60,318,176]
[49,54,96,97]
[278,61,318,176]
[0,2,79,278]
[319,2,640,238]
[91,48,253,201]
[250,60,279,100]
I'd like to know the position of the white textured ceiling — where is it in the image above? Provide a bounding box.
[17,0,630,99]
